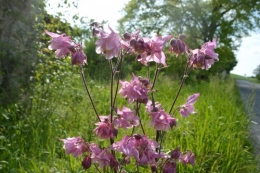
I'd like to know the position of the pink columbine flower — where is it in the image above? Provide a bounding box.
[145,100,162,113]
[179,93,200,117]
[180,151,195,166]
[60,136,87,157]
[146,34,172,66]
[90,143,119,169]
[112,134,166,165]
[68,44,87,65]
[45,30,73,58]
[149,110,176,131]
[119,73,149,103]
[136,35,171,66]
[95,25,121,59]
[113,106,140,129]
[93,116,117,139]
[163,161,177,173]
[189,38,219,70]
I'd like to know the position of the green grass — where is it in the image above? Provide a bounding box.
[230,73,259,83]
[0,66,259,172]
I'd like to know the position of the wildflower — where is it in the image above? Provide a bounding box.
[149,110,176,131]
[136,35,171,66]
[170,34,188,56]
[93,116,117,139]
[145,100,162,113]
[119,73,149,103]
[112,135,166,165]
[163,161,177,173]
[180,151,195,166]
[179,93,200,117]
[113,106,140,129]
[60,137,87,157]
[90,143,118,169]
[69,44,87,65]
[95,25,121,59]
[189,38,219,70]
[45,30,73,58]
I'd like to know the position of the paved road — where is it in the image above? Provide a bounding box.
[236,80,260,166]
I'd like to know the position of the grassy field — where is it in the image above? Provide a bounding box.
[230,73,259,83]
[0,65,259,172]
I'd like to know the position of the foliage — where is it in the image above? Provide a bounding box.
[0,0,45,106]
[253,65,260,81]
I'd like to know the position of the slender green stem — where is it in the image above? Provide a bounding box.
[112,50,123,114]
[109,60,114,122]
[79,65,100,122]
[136,102,145,135]
[168,62,189,114]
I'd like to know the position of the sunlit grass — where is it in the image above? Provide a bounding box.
[0,71,259,172]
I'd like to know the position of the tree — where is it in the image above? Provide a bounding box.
[118,0,260,76]
[0,0,45,106]
[253,65,260,81]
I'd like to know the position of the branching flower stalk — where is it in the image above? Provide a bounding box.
[79,65,101,122]
[45,23,219,172]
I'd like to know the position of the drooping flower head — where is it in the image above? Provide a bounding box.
[93,116,117,139]
[179,93,200,117]
[136,35,171,66]
[149,110,176,131]
[94,24,121,59]
[119,73,149,103]
[170,34,188,56]
[179,151,195,166]
[60,136,87,157]
[45,30,73,58]
[189,38,219,70]
[163,161,177,173]
[120,30,141,53]
[90,143,119,169]
[112,134,167,166]
[82,155,92,170]
[113,106,140,129]
[146,100,176,130]
[68,44,87,66]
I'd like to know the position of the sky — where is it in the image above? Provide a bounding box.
[46,0,260,77]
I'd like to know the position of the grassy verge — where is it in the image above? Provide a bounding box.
[0,72,259,172]
[230,73,259,83]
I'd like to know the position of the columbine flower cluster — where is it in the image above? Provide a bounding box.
[45,21,218,172]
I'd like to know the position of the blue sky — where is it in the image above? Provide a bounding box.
[46,0,260,76]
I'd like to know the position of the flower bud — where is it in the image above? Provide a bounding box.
[163,161,176,173]
[169,118,177,128]
[170,147,181,159]
[82,155,92,170]
[123,33,131,40]
[110,157,120,171]
[170,36,187,56]
[151,165,157,172]
[130,39,137,47]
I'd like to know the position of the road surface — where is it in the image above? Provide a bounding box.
[236,80,260,166]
